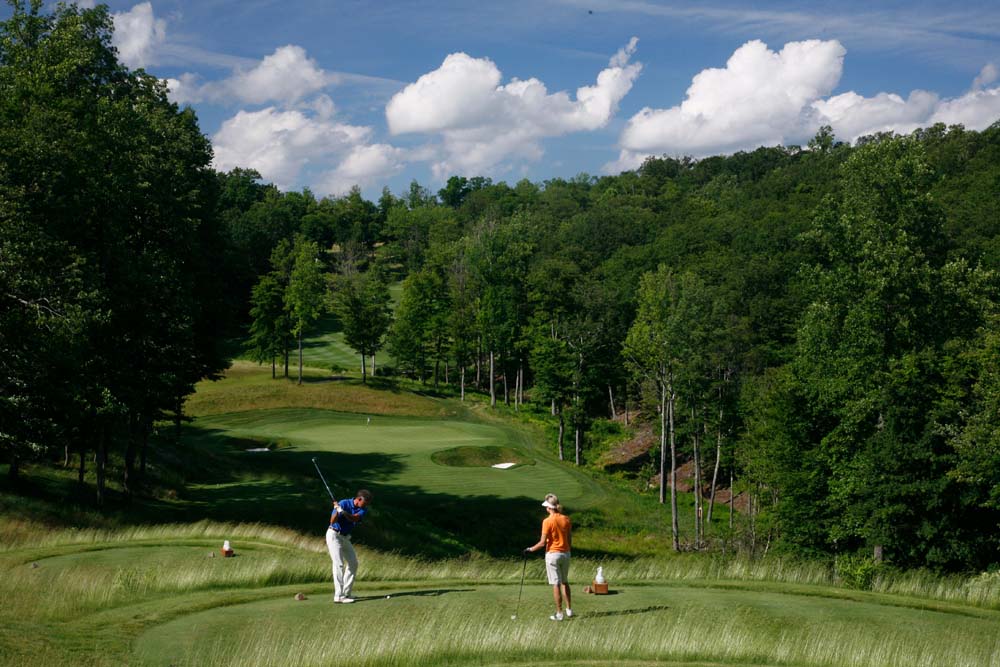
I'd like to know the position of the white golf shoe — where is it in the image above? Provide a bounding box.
[339,597,355,603]
[565,608,574,618]
[549,612,564,621]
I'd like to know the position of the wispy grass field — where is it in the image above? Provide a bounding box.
[5,351,1000,665]
[3,521,1000,667]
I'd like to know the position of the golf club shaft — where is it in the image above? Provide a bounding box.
[514,551,528,617]
[311,458,336,502]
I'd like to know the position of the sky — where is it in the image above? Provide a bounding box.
[41,1,1000,198]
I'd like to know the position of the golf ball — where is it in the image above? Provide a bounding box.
[385,595,391,599]
[511,615,517,620]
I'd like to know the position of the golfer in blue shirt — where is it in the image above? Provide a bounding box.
[326,489,372,603]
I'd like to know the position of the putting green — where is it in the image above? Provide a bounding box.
[195,408,588,503]
[132,578,1000,667]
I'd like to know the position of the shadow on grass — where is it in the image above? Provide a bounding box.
[580,605,671,619]
[355,588,474,602]
[2,421,626,561]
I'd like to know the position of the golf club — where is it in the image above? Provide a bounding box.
[511,550,528,620]
[311,457,336,502]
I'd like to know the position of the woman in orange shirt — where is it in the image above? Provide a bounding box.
[525,493,573,620]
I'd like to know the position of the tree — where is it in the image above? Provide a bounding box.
[625,267,708,551]
[331,261,392,384]
[286,238,326,384]
[791,135,995,566]
[0,1,229,500]
[248,274,289,378]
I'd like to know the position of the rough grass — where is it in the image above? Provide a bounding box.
[186,361,455,418]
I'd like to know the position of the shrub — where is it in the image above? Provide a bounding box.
[836,554,883,590]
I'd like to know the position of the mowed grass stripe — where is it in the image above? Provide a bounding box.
[195,409,587,502]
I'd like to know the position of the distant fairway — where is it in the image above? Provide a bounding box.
[195,408,585,502]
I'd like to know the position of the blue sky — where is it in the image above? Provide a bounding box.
[54,1,1000,198]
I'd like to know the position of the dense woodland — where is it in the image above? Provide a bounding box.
[3,2,1000,572]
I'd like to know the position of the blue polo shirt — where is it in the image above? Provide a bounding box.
[330,498,366,535]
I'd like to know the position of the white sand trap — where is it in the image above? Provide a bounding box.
[492,462,516,469]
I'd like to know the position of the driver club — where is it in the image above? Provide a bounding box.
[311,457,336,502]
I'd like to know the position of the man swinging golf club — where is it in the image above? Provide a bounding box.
[524,493,573,621]
[327,489,372,603]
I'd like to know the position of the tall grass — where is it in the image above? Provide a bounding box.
[6,519,1000,610]
[162,600,1000,667]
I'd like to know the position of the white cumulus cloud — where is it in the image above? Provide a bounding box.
[811,90,940,141]
[607,40,1000,173]
[386,38,642,177]
[112,2,166,69]
[317,144,407,196]
[211,107,372,192]
[610,39,844,171]
[167,45,331,106]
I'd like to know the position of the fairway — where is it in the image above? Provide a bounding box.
[195,408,587,502]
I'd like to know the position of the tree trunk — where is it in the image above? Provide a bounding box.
[271,356,276,379]
[707,408,723,526]
[503,369,509,405]
[475,339,482,388]
[557,409,565,461]
[8,453,18,481]
[361,352,367,384]
[669,379,679,552]
[297,330,304,385]
[575,424,582,466]
[140,425,149,476]
[63,444,70,468]
[729,467,735,532]
[659,380,667,505]
[692,410,702,549]
[371,353,376,377]
[174,394,184,442]
[551,399,556,416]
[78,447,86,485]
[624,384,629,426]
[514,367,521,411]
[518,365,524,406]
[460,365,466,401]
[284,347,289,378]
[608,384,616,419]
[489,350,496,407]
[96,428,108,507]
[124,438,137,502]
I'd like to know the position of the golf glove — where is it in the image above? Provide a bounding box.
[523,548,532,555]
[335,505,345,514]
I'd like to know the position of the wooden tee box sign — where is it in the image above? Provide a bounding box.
[592,582,609,594]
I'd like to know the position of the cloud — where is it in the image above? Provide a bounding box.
[211,107,372,192]
[606,40,1000,173]
[972,63,999,91]
[929,87,1000,129]
[611,39,844,171]
[811,90,940,141]
[317,144,407,196]
[112,2,166,69]
[166,45,331,106]
[386,38,642,177]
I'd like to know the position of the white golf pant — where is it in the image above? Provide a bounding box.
[326,527,358,598]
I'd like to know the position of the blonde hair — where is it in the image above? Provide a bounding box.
[544,493,563,513]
